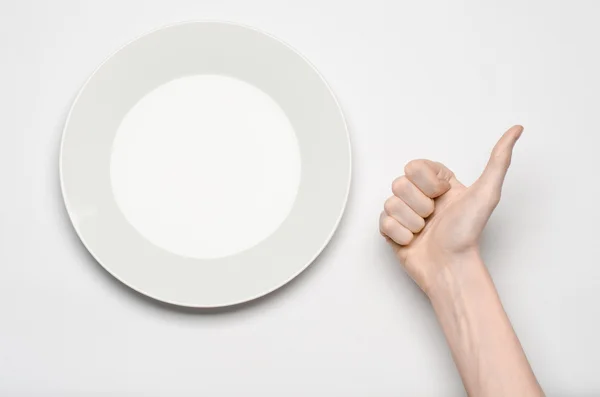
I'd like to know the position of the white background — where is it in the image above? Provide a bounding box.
[1,0,599,395]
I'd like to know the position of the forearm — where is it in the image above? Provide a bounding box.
[427,251,543,397]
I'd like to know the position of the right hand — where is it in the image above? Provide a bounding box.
[379,125,523,294]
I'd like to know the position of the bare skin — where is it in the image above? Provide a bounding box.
[380,125,544,396]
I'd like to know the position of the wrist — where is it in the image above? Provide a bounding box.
[423,249,544,396]
[425,249,490,301]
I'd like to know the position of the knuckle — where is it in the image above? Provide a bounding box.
[404,160,417,174]
[381,217,397,235]
[477,187,501,207]
[403,159,421,176]
[489,191,502,207]
[492,151,511,169]
[392,176,409,195]
[414,216,426,232]
[383,196,396,215]
[400,230,414,245]
[421,199,435,217]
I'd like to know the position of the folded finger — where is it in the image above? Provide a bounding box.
[379,213,414,245]
[384,195,425,233]
[391,176,435,217]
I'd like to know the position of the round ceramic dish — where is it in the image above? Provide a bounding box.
[60,22,351,308]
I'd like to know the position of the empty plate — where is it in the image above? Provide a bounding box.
[60,21,351,308]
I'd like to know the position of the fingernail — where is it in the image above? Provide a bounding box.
[514,125,523,140]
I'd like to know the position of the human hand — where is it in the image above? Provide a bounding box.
[379,125,523,294]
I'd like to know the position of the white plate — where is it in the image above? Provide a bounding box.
[60,21,351,308]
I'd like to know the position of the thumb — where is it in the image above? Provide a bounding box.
[475,125,523,195]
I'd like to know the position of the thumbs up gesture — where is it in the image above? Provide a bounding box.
[380,125,523,294]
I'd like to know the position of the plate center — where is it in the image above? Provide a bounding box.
[110,74,301,259]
